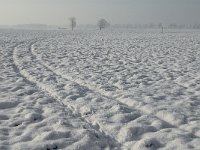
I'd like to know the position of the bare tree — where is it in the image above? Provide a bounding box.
[69,17,76,31]
[97,19,110,30]
[158,23,164,33]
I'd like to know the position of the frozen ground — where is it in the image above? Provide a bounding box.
[0,29,200,150]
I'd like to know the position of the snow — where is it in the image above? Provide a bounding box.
[0,29,200,149]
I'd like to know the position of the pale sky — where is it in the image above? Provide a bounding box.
[0,0,199,26]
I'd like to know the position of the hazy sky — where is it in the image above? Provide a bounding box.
[0,0,199,26]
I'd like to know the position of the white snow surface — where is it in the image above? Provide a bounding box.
[0,29,200,150]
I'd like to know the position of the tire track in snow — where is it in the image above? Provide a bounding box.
[20,39,200,149]
[11,40,119,149]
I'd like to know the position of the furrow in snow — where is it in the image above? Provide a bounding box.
[6,39,118,149]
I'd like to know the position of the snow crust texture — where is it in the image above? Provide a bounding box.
[0,29,200,150]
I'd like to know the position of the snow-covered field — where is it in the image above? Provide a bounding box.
[0,29,200,150]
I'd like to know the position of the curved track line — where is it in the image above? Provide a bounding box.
[12,40,120,149]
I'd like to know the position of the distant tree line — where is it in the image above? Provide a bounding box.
[68,17,200,31]
[112,23,200,29]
